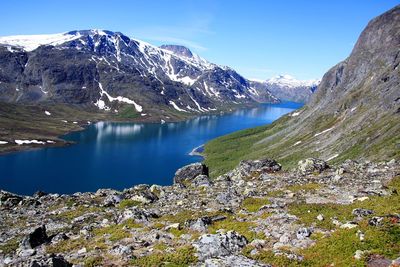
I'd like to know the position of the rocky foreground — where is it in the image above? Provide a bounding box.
[1,158,399,266]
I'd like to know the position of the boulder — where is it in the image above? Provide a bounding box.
[298,158,329,175]
[173,163,209,186]
[0,190,23,207]
[227,159,281,181]
[103,194,123,207]
[192,175,212,187]
[31,255,72,267]
[238,159,281,174]
[352,208,374,217]
[20,225,50,249]
[194,231,248,260]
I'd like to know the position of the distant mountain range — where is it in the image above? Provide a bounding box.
[250,75,320,103]
[0,30,318,120]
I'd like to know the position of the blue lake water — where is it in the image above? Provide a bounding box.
[0,102,302,195]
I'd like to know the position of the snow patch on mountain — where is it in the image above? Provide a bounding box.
[0,32,81,51]
[265,75,320,88]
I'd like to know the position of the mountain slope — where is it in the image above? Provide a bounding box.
[0,30,277,121]
[204,5,400,177]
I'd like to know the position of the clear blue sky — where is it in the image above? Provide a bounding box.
[0,0,398,80]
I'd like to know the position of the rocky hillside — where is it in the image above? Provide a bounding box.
[250,75,319,103]
[0,158,399,266]
[0,30,278,118]
[204,5,400,177]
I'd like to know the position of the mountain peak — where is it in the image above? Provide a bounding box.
[160,45,193,58]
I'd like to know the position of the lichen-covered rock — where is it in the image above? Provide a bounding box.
[173,163,209,186]
[227,159,281,181]
[194,231,248,260]
[298,158,329,175]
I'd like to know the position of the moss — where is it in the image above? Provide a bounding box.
[168,228,188,238]
[0,237,19,255]
[116,106,139,119]
[242,197,271,212]
[93,219,141,241]
[243,246,302,267]
[118,199,141,209]
[84,256,104,267]
[54,206,102,221]
[131,245,197,267]
[46,238,87,254]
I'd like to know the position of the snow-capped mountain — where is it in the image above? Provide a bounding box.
[250,75,320,103]
[0,30,277,117]
[266,74,320,88]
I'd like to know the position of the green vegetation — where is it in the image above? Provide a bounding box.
[118,199,142,209]
[84,256,104,267]
[243,177,400,266]
[54,206,102,221]
[116,106,140,119]
[0,237,19,255]
[93,219,142,241]
[131,246,197,267]
[243,247,302,267]
[241,197,271,212]
[289,177,400,230]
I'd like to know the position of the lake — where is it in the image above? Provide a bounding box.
[0,102,302,195]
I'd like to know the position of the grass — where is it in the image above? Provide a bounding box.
[0,237,19,255]
[116,106,140,119]
[53,206,102,221]
[288,177,400,230]
[84,256,104,267]
[131,245,197,267]
[118,199,142,209]
[208,216,263,241]
[241,176,400,266]
[93,219,142,241]
[242,197,271,212]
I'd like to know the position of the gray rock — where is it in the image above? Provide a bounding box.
[103,194,123,207]
[352,208,374,217]
[296,227,313,239]
[194,231,248,260]
[203,255,271,267]
[298,158,329,175]
[174,163,209,186]
[192,175,212,187]
[368,216,384,226]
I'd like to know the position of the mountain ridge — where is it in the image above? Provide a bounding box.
[0,29,280,117]
[204,4,400,177]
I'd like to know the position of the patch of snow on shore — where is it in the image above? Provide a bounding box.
[15,140,45,145]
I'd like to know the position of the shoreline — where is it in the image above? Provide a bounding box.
[0,101,277,156]
[189,144,205,157]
